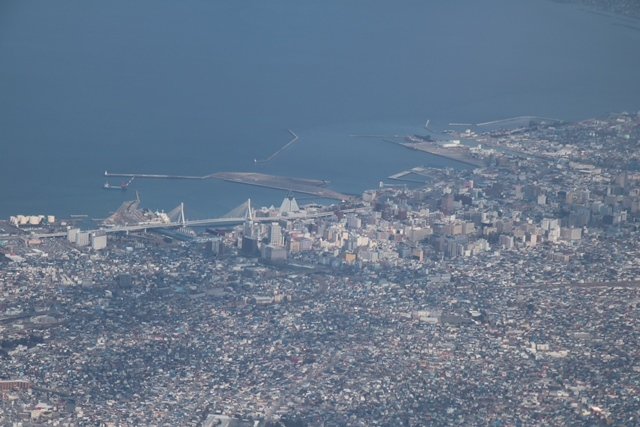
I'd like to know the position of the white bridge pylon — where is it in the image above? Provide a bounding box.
[166,203,186,226]
[167,199,253,227]
[220,198,252,221]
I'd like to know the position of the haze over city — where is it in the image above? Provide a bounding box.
[1,0,640,426]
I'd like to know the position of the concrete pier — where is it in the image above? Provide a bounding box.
[102,170,354,201]
[254,129,299,163]
[104,171,203,180]
[210,172,354,201]
[476,116,561,127]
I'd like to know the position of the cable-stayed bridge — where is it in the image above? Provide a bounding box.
[166,199,254,227]
[100,199,255,233]
[32,199,346,239]
[131,198,339,229]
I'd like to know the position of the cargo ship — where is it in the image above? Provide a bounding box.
[104,181,128,190]
[103,176,134,190]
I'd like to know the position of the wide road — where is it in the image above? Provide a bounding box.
[30,208,359,239]
[513,280,640,289]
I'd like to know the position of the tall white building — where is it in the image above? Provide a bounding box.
[90,232,107,250]
[346,215,361,229]
[243,220,256,238]
[67,228,79,243]
[76,232,90,247]
[268,222,283,246]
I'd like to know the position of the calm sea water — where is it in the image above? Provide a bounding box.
[1,0,639,220]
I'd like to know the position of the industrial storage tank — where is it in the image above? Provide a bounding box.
[47,215,55,223]
[9,216,17,226]
[18,215,28,225]
[28,216,41,225]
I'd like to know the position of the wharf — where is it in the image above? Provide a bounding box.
[348,134,405,138]
[388,166,443,183]
[103,170,356,201]
[104,171,202,179]
[476,115,562,127]
[102,200,145,227]
[210,172,356,201]
[388,140,485,167]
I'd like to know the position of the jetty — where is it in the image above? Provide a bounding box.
[104,171,203,180]
[348,134,405,138]
[103,170,354,201]
[383,139,485,168]
[210,172,355,201]
[476,116,562,127]
[254,129,299,163]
